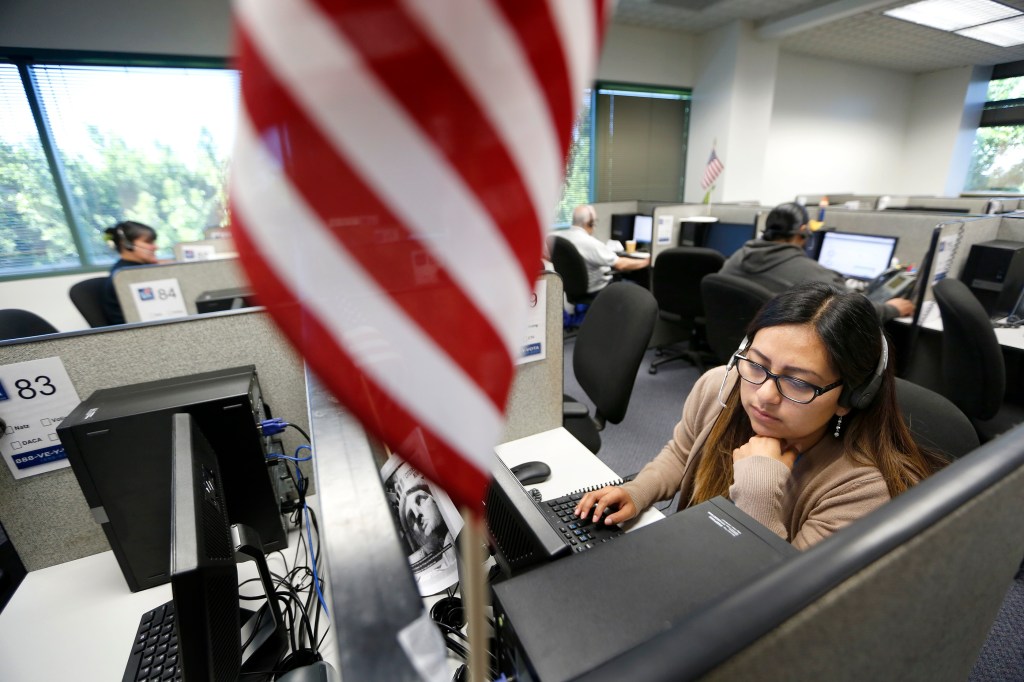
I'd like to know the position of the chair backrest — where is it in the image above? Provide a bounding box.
[69,277,113,328]
[587,423,1024,682]
[700,273,774,363]
[932,278,1005,421]
[0,309,58,341]
[548,235,592,304]
[651,247,725,320]
[573,282,658,424]
[894,377,979,461]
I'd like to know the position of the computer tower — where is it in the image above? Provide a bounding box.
[678,216,717,247]
[195,287,257,314]
[57,366,286,592]
[960,240,1024,318]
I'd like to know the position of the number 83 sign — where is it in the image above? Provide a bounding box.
[0,357,81,479]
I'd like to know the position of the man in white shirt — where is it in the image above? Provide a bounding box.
[554,205,649,293]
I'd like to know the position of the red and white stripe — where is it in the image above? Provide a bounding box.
[231,0,609,510]
[702,148,724,190]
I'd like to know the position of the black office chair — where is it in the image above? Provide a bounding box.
[548,235,597,306]
[648,247,724,375]
[0,309,59,341]
[894,377,978,461]
[69,276,113,328]
[931,278,1024,442]
[700,273,774,365]
[564,282,658,454]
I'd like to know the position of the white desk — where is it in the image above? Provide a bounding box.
[495,427,663,531]
[0,518,334,682]
[899,313,1024,351]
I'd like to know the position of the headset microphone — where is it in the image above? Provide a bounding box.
[718,335,749,407]
[116,225,134,252]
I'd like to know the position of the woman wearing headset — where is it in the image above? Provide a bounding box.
[101,220,159,325]
[575,282,946,549]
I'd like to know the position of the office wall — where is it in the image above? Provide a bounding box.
[0,272,99,332]
[0,0,232,56]
[760,52,913,206]
[597,23,695,88]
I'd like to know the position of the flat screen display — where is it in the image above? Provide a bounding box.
[704,222,755,257]
[817,231,898,281]
[633,215,654,244]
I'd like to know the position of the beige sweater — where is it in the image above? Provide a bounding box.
[622,366,892,550]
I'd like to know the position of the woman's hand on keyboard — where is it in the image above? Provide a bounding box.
[574,486,637,526]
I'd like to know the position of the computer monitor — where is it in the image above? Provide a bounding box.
[170,412,286,681]
[816,231,898,281]
[632,215,654,246]
[610,213,637,242]
[704,221,756,257]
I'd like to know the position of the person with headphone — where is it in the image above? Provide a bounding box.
[719,202,915,321]
[574,282,946,549]
[101,220,159,325]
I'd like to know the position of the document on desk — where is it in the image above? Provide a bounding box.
[0,357,80,479]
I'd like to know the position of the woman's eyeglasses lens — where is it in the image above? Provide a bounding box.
[736,357,817,403]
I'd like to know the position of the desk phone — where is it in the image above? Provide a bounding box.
[865,267,917,304]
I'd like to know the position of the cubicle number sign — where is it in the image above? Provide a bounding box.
[0,357,80,479]
[130,278,189,322]
[517,279,547,366]
[180,244,217,261]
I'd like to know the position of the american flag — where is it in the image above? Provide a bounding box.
[230,0,608,512]
[701,146,725,190]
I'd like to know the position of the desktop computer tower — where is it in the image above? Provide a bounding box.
[960,240,1024,318]
[57,366,287,592]
[195,286,257,314]
[679,217,716,247]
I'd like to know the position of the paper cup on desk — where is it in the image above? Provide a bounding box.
[625,240,637,253]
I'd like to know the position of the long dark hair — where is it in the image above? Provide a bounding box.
[762,202,808,241]
[692,282,946,504]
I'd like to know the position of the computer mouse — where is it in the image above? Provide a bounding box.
[511,460,551,485]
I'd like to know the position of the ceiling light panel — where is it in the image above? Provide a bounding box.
[884,0,1019,31]
[957,14,1024,45]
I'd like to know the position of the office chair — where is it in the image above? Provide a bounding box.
[564,282,658,454]
[648,247,724,375]
[894,377,978,461]
[700,273,774,365]
[0,309,59,341]
[931,278,1023,442]
[547,235,597,321]
[69,277,113,327]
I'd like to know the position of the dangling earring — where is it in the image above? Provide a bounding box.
[833,415,843,438]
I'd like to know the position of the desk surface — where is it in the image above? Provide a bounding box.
[896,314,1024,351]
[0,520,332,682]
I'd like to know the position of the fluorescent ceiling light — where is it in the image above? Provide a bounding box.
[957,15,1024,45]
[884,0,1019,31]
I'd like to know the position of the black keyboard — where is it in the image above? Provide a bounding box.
[122,599,182,682]
[541,492,625,554]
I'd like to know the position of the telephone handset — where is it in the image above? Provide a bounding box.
[864,266,917,304]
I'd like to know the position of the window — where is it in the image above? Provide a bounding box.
[0,56,238,279]
[551,83,691,227]
[964,61,1024,193]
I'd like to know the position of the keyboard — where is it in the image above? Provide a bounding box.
[122,599,182,682]
[541,492,625,554]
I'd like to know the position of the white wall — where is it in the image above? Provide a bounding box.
[760,51,914,206]
[0,272,97,333]
[597,23,695,88]
[0,0,232,55]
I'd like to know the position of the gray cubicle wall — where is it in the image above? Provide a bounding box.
[172,237,238,261]
[649,203,762,264]
[0,310,307,571]
[114,257,248,323]
[1,273,563,571]
[998,214,1024,242]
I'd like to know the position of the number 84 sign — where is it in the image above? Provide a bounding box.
[0,357,81,479]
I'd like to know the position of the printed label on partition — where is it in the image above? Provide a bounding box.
[517,279,547,365]
[0,357,80,479]
[180,244,218,261]
[130,277,188,322]
[657,215,673,245]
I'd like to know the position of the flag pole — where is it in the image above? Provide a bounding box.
[460,507,489,682]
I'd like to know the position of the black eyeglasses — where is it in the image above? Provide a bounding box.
[734,355,843,404]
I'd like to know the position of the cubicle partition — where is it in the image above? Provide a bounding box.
[649,203,762,264]
[590,201,639,242]
[0,272,564,572]
[171,237,238,262]
[113,257,249,323]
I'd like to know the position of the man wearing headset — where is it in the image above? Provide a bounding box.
[719,202,914,321]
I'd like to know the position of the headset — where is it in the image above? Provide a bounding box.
[115,224,134,251]
[718,330,888,410]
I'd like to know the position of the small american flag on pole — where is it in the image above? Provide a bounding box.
[701,145,725,190]
[230,0,609,514]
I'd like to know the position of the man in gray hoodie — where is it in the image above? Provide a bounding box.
[720,203,914,322]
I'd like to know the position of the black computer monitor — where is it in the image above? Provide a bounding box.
[704,221,756,257]
[633,215,654,246]
[170,412,286,681]
[816,231,898,281]
[610,213,637,242]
